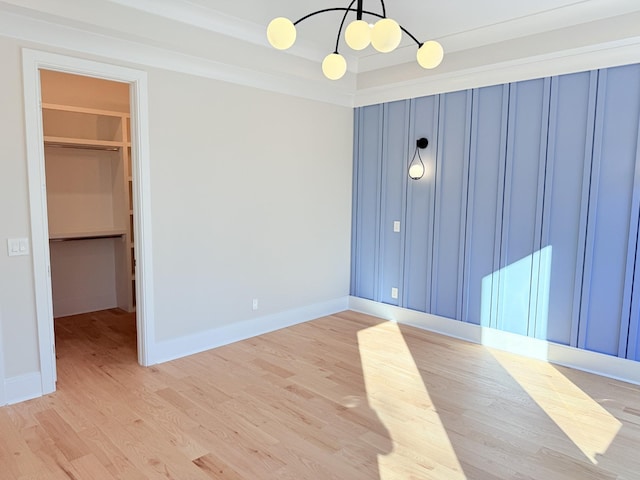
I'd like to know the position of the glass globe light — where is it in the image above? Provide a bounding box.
[370,18,402,53]
[267,17,296,50]
[408,163,425,180]
[322,53,347,80]
[345,20,371,51]
[417,41,444,69]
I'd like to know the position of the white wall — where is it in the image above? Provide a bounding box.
[0,36,41,377]
[0,34,353,384]
[147,68,353,341]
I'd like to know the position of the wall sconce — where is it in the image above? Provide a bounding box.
[408,137,428,180]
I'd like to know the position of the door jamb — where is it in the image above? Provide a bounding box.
[22,49,156,395]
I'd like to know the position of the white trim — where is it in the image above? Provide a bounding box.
[128,67,156,367]
[104,0,358,70]
[0,308,6,406]
[22,50,56,395]
[0,9,354,108]
[3,5,640,109]
[5,372,43,405]
[354,37,640,107]
[154,297,349,364]
[22,50,156,397]
[349,297,640,386]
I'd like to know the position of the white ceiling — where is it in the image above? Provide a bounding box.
[107,0,640,71]
[1,0,640,105]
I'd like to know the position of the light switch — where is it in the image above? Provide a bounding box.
[393,221,401,233]
[7,238,29,257]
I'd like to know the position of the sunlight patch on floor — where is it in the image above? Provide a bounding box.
[489,349,622,464]
[357,322,465,479]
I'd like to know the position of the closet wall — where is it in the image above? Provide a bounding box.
[41,71,135,317]
[351,63,640,362]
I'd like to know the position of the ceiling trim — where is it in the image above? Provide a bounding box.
[354,36,640,106]
[104,0,361,71]
[105,0,640,76]
[2,4,640,109]
[0,8,355,107]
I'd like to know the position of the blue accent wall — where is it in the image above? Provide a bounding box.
[403,95,439,312]
[351,63,640,361]
[431,90,472,321]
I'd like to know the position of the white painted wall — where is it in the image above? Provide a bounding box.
[0,36,41,378]
[0,34,353,385]
[49,239,119,318]
[147,68,353,341]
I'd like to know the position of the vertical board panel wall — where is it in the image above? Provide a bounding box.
[540,71,597,346]
[378,101,410,306]
[430,91,472,320]
[496,78,550,338]
[403,96,439,312]
[351,63,640,362]
[352,104,383,300]
[579,64,640,358]
[462,85,509,328]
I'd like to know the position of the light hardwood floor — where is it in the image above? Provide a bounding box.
[1,309,639,479]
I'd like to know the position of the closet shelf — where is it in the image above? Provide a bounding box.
[49,229,127,241]
[42,102,130,119]
[44,136,127,151]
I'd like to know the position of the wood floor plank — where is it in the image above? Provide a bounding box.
[32,409,90,462]
[1,309,640,479]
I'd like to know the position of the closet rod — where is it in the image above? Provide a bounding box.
[49,234,124,242]
[45,143,120,151]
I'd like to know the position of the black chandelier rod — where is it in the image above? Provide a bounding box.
[292,4,422,53]
[295,0,386,24]
[335,0,358,53]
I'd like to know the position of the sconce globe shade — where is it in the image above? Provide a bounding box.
[345,20,371,50]
[322,53,347,80]
[417,40,444,69]
[267,17,297,50]
[371,18,402,53]
[409,163,425,180]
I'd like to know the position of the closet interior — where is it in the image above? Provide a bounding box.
[41,70,136,320]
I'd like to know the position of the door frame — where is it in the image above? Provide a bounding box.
[22,49,156,395]
[0,306,6,405]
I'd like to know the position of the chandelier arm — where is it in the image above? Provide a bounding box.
[293,8,422,48]
[294,7,354,25]
[335,0,358,53]
[379,0,386,18]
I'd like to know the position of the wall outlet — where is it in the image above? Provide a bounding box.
[252,298,259,311]
[391,287,398,299]
[393,221,401,233]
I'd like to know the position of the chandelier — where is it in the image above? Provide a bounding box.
[266,0,444,80]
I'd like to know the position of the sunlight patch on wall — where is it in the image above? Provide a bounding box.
[481,245,553,338]
[489,349,622,464]
[357,322,465,479]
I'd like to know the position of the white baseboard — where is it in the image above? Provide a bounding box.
[4,372,43,405]
[153,296,350,364]
[349,297,640,386]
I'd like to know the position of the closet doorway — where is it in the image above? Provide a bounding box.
[23,50,154,396]
[41,70,138,366]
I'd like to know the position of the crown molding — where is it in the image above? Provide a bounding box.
[106,0,640,77]
[103,0,361,72]
[0,7,355,107]
[354,35,640,107]
[1,1,640,109]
